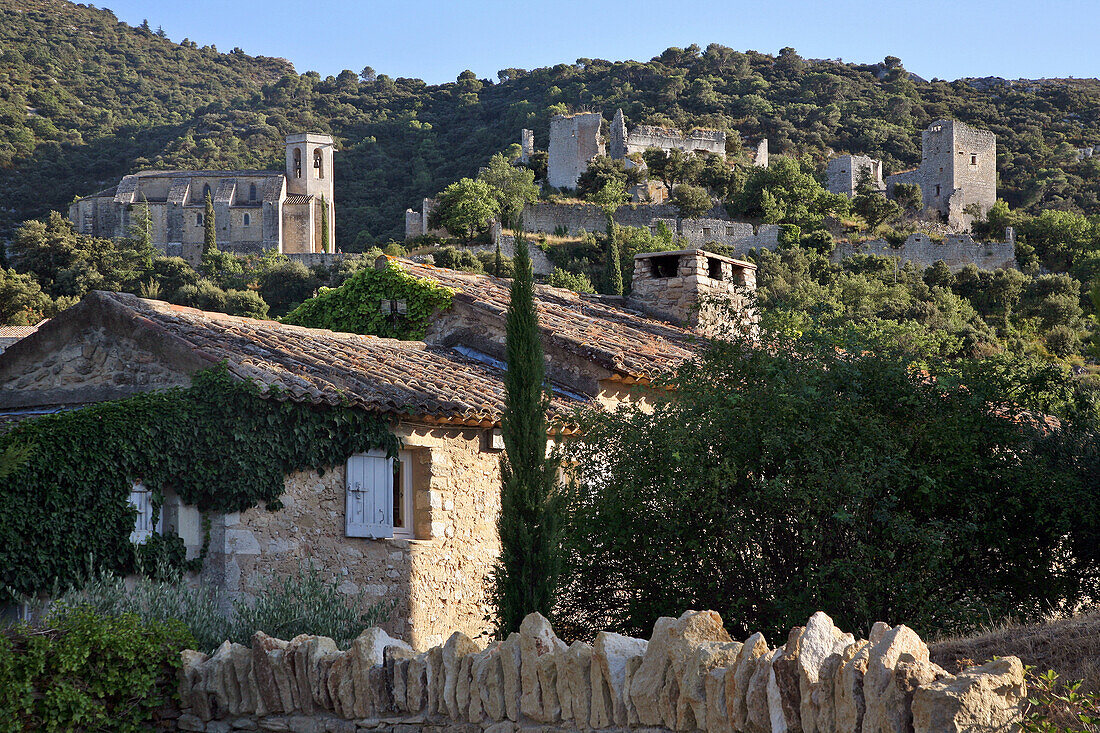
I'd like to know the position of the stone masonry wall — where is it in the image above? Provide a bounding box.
[833,233,1016,272]
[174,609,1027,733]
[201,421,502,651]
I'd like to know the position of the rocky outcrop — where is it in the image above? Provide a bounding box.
[176,611,1027,733]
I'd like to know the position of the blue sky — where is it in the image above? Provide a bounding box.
[102,0,1099,85]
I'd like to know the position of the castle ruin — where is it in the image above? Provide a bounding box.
[546,112,606,189]
[826,154,885,197]
[884,119,996,229]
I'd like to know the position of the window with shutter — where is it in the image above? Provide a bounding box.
[128,481,161,545]
[346,450,413,539]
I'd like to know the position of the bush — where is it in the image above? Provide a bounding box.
[1022,668,1100,732]
[151,256,198,293]
[432,245,483,272]
[172,278,227,312]
[0,606,192,731]
[547,268,596,294]
[225,288,270,319]
[49,564,394,653]
[1046,325,1083,358]
[258,260,318,316]
[477,250,515,278]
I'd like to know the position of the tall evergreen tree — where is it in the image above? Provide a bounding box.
[320,196,330,253]
[203,192,216,254]
[494,242,503,278]
[604,235,623,296]
[491,234,563,635]
[125,194,154,270]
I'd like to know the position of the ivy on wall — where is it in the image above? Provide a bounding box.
[281,258,454,339]
[0,365,398,602]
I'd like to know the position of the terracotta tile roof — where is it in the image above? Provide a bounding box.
[80,291,581,425]
[0,321,46,353]
[393,258,702,380]
[284,194,312,205]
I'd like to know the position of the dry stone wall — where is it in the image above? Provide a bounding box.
[832,233,1016,272]
[173,610,1026,733]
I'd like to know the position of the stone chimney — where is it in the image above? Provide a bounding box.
[628,249,757,337]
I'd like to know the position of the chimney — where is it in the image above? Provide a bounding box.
[628,249,757,337]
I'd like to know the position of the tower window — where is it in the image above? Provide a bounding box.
[934,184,941,197]
[649,255,679,278]
[249,183,257,201]
[314,148,324,179]
[243,213,251,227]
[971,154,978,165]
[196,213,203,226]
[202,183,211,201]
[293,148,302,178]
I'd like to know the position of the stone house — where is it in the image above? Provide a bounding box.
[67,133,336,266]
[0,250,754,648]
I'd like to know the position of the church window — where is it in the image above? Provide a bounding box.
[249,183,257,201]
[202,183,211,201]
[293,148,302,178]
[196,213,203,226]
[314,149,324,179]
[243,213,251,227]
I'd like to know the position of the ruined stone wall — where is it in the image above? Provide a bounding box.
[201,421,502,652]
[629,250,756,337]
[174,609,1026,733]
[826,155,884,197]
[622,124,726,158]
[832,233,1016,272]
[547,113,605,190]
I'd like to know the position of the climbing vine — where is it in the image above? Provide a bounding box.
[0,365,398,602]
[281,258,454,339]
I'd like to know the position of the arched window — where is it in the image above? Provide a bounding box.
[313,148,324,179]
[196,213,203,226]
[293,148,302,178]
[202,183,211,201]
[249,183,257,201]
[243,213,251,227]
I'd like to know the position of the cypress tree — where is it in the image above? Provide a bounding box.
[494,242,503,278]
[320,195,330,253]
[203,191,216,254]
[491,233,563,635]
[605,234,623,296]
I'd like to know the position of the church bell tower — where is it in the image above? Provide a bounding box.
[285,133,335,251]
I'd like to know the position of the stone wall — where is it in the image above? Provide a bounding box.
[174,609,1026,733]
[547,113,605,190]
[200,421,502,651]
[826,155,884,197]
[629,250,757,337]
[832,233,1016,272]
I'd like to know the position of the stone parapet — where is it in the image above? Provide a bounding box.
[174,610,1026,733]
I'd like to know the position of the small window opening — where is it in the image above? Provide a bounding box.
[196,213,203,226]
[726,226,735,236]
[249,183,257,201]
[293,148,302,178]
[934,184,941,197]
[313,148,324,179]
[970,154,978,165]
[393,459,404,530]
[202,183,211,201]
[707,257,724,281]
[649,254,679,278]
[702,227,712,239]
[243,213,251,227]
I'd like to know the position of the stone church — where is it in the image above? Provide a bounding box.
[68,133,336,264]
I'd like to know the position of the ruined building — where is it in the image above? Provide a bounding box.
[884,119,997,229]
[546,112,606,189]
[68,133,337,265]
[826,154,885,197]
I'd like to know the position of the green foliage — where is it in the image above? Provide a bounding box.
[547,268,596,294]
[432,245,484,272]
[50,564,393,653]
[225,288,270,319]
[477,153,539,227]
[0,364,398,601]
[892,183,922,215]
[282,258,454,339]
[321,195,331,253]
[642,148,704,192]
[0,607,192,732]
[670,183,713,219]
[1022,668,1100,733]
[852,168,902,230]
[604,235,624,296]
[587,180,630,215]
[491,237,564,635]
[731,156,849,230]
[258,259,318,316]
[576,156,641,200]
[557,331,1099,641]
[0,268,64,325]
[430,178,500,242]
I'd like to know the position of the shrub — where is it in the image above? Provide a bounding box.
[172,278,227,312]
[477,250,515,278]
[225,288,270,319]
[432,245,483,272]
[151,256,198,293]
[1022,668,1100,732]
[1046,325,1083,358]
[49,564,394,653]
[547,268,595,294]
[258,260,318,316]
[0,606,192,731]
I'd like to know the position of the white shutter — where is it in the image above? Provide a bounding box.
[129,481,155,545]
[346,451,393,539]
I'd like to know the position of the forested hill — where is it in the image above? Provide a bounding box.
[4,0,1100,246]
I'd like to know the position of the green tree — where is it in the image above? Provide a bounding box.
[732,156,849,230]
[576,155,641,199]
[892,183,922,216]
[203,192,216,255]
[557,333,1099,640]
[429,178,500,242]
[642,148,704,191]
[124,195,155,271]
[320,196,330,253]
[490,236,563,634]
[477,153,539,228]
[604,235,623,296]
[852,167,902,230]
[0,268,61,325]
[670,183,713,219]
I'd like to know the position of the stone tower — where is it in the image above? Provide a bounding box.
[285,132,336,251]
[608,109,629,160]
[547,112,605,190]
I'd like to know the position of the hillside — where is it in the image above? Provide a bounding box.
[2,0,1100,247]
